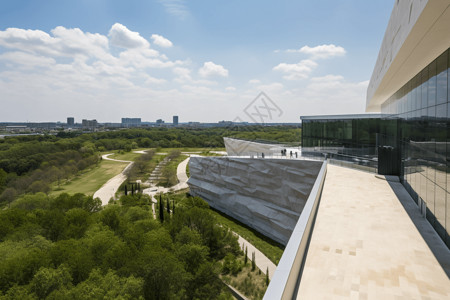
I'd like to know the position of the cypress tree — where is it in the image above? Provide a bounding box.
[251,252,255,271]
[166,197,170,214]
[124,185,128,196]
[131,183,134,195]
[172,200,175,215]
[244,246,248,265]
[266,267,269,286]
[159,195,164,222]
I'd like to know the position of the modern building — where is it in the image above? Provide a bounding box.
[301,0,450,248]
[121,118,141,127]
[173,115,178,126]
[67,117,74,126]
[156,119,164,125]
[188,1,450,299]
[367,0,450,248]
[81,119,97,131]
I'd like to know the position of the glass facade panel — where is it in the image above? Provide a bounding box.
[379,48,449,248]
[437,51,447,105]
[422,67,428,108]
[435,186,446,240]
[447,193,450,248]
[301,116,381,169]
[428,60,437,107]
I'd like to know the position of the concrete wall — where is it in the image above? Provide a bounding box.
[366,0,450,111]
[224,137,285,157]
[187,156,322,245]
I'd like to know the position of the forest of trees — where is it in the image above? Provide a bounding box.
[0,125,300,205]
[0,193,241,299]
[0,126,295,298]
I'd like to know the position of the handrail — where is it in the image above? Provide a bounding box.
[263,160,328,300]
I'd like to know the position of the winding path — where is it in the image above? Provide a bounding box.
[93,153,133,206]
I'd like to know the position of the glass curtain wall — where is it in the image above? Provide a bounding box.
[381,48,449,248]
[301,117,381,168]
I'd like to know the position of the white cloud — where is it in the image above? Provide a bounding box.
[299,75,369,114]
[109,23,149,49]
[0,27,55,53]
[145,75,167,85]
[151,34,173,48]
[118,48,181,69]
[287,44,346,59]
[256,82,284,92]
[173,67,192,81]
[306,74,368,93]
[248,79,261,84]
[273,59,317,80]
[51,26,110,59]
[0,26,110,59]
[225,86,236,91]
[198,61,228,78]
[0,51,55,68]
[158,0,189,20]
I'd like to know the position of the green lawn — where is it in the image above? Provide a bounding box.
[109,150,143,161]
[51,160,129,197]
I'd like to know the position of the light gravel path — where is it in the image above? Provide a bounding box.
[93,153,134,206]
[238,235,276,279]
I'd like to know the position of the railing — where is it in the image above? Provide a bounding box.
[263,160,328,300]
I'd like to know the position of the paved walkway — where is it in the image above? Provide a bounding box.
[238,235,277,279]
[93,150,152,205]
[93,153,133,206]
[297,164,450,299]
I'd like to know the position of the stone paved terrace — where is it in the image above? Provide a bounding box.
[296,164,450,299]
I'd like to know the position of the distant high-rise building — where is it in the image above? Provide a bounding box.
[67,117,74,126]
[173,116,179,126]
[156,119,164,125]
[121,118,141,127]
[82,119,97,131]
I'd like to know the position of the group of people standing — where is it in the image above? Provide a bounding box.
[281,149,298,158]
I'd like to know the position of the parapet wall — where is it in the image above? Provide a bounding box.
[187,156,322,245]
[224,137,285,156]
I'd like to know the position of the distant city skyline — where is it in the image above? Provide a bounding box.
[0,0,392,122]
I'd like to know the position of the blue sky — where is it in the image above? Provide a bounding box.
[0,0,393,123]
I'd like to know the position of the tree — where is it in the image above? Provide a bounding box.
[138,250,187,300]
[99,206,121,231]
[266,267,269,286]
[0,187,17,207]
[65,208,91,239]
[159,195,164,223]
[244,246,248,265]
[28,180,50,194]
[166,197,170,214]
[251,252,255,271]
[0,168,7,187]
[134,160,146,174]
[124,184,128,196]
[30,264,73,299]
